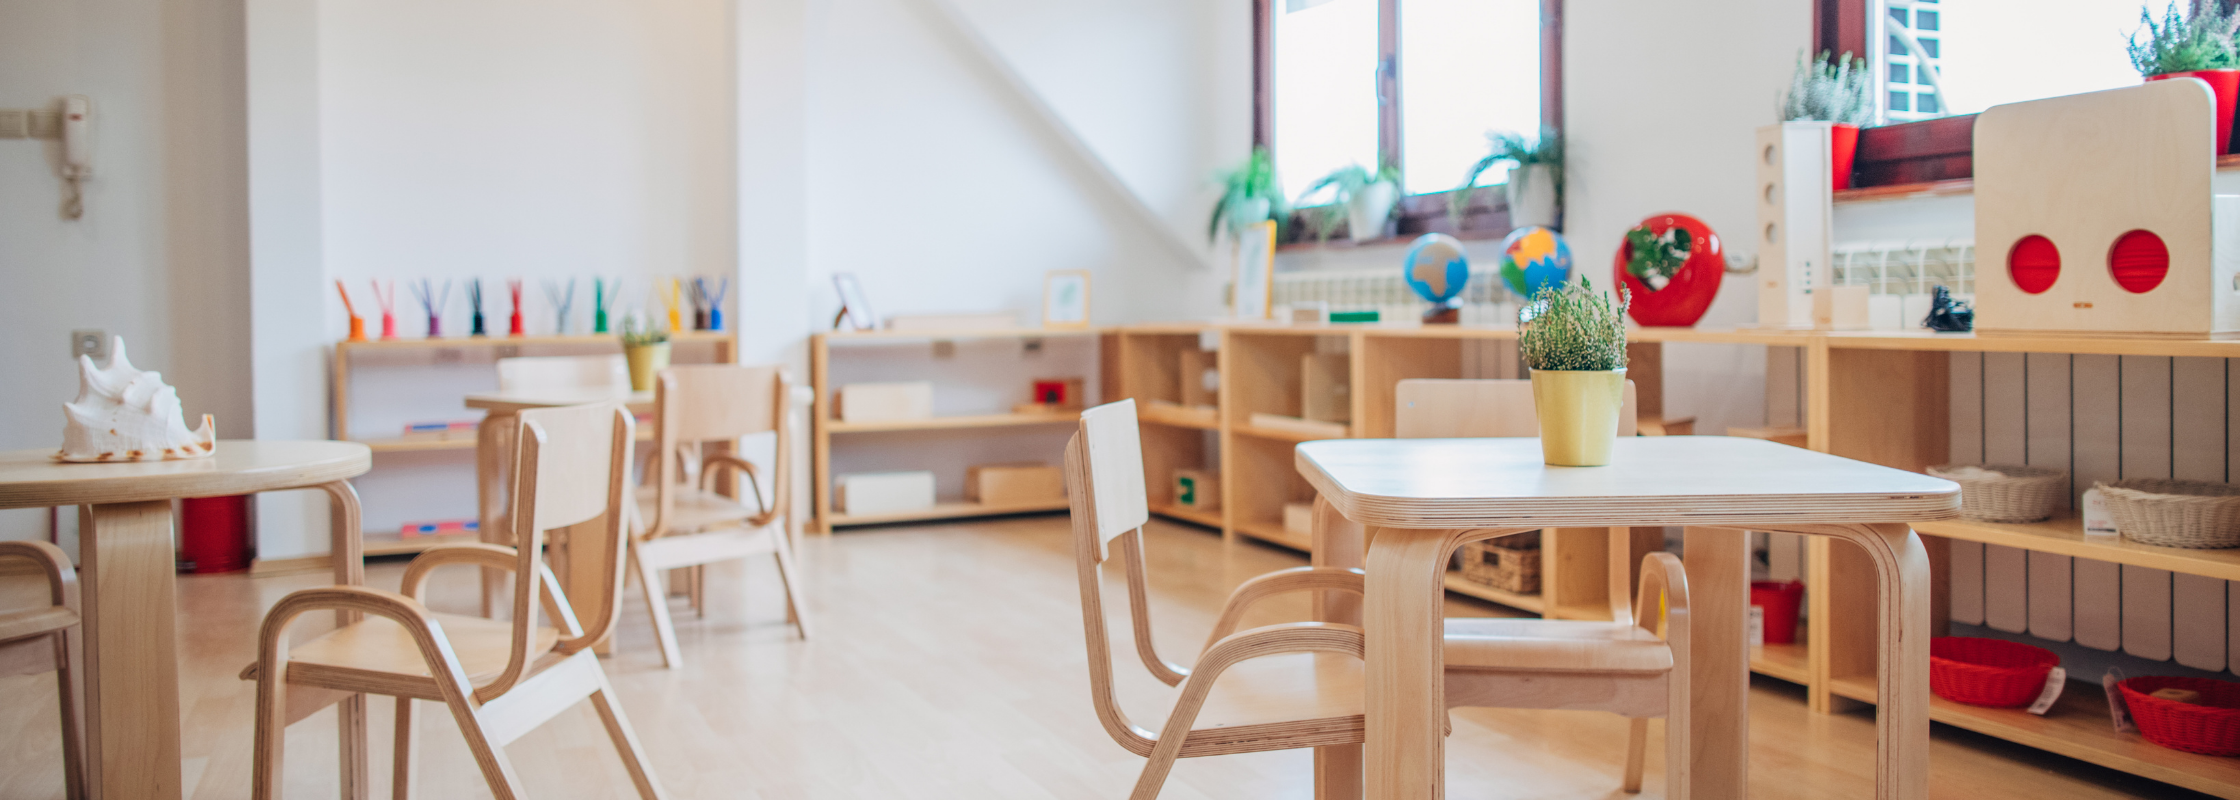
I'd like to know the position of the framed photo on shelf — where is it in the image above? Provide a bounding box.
[832,272,877,331]
[1043,270,1092,329]
[1233,220,1275,320]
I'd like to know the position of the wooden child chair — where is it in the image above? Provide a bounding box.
[496,354,630,394]
[246,402,668,800]
[0,541,84,800]
[630,364,810,668]
[1067,399,1369,800]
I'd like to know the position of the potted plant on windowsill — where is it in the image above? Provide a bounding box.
[2131,2,2240,154]
[1208,146,1288,243]
[1298,161,1401,244]
[1780,51,1875,191]
[1519,279,1629,467]
[1452,128,1563,230]
[620,313,670,392]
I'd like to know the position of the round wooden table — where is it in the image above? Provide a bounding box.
[0,440,370,800]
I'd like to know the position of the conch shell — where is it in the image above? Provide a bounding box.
[56,337,216,462]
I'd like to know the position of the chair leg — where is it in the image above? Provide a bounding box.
[769,530,813,639]
[632,541,683,669]
[1622,717,1649,793]
[1313,744,1361,800]
[52,633,84,800]
[251,661,290,800]
[434,692,525,800]
[689,565,707,618]
[586,668,671,800]
[392,697,416,800]
[340,693,370,800]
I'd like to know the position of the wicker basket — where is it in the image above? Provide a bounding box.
[2119,676,2240,756]
[2099,478,2240,549]
[1459,532,1541,594]
[1926,464,2067,523]
[1929,637,2059,708]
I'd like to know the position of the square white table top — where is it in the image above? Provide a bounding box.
[1296,435,1960,529]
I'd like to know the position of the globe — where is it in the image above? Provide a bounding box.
[1402,233,1470,306]
[1498,226,1573,299]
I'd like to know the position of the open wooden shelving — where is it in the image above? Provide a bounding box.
[1137,403,1217,429]
[826,411,1077,434]
[1752,639,1811,685]
[828,499,1070,527]
[1441,572,1546,614]
[1233,519,1312,552]
[1148,502,1221,530]
[361,531,480,558]
[1916,515,2240,582]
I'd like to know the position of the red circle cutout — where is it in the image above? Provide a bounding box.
[2109,230,2170,294]
[2007,235,2060,294]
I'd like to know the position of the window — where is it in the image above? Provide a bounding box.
[1873,0,2137,123]
[1258,0,1558,239]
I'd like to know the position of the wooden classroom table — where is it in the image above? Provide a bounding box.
[1295,435,1959,800]
[0,440,371,800]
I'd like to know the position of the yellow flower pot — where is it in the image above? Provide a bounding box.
[1530,368,1626,466]
[624,342,670,392]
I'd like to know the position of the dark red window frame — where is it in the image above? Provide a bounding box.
[1253,0,1564,246]
[1817,0,1977,189]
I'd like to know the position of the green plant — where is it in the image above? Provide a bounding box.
[1450,127,1562,225]
[1207,146,1288,243]
[1622,224,1694,291]
[1296,160,1401,241]
[620,313,669,347]
[2129,2,2239,77]
[1781,51,1875,125]
[1519,279,1629,372]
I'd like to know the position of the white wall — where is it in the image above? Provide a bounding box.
[0,0,253,549]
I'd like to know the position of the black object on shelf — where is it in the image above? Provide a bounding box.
[1925,285,1973,332]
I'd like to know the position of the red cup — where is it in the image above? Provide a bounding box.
[1751,580,1805,645]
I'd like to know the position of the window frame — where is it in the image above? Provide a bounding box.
[1254,0,1564,246]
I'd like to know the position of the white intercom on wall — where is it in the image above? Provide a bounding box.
[0,95,92,219]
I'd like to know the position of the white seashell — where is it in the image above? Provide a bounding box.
[55,337,216,462]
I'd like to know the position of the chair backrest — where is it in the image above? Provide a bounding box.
[1394,378,1638,438]
[644,365,789,537]
[1064,399,1172,752]
[1395,380,1642,622]
[490,401,633,698]
[497,355,629,394]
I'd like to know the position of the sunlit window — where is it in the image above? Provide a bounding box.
[1272,0,1381,202]
[1400,0,1541,193]
[1877,0,2139,123]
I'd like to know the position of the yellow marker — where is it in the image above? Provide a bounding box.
[662,278,683,333]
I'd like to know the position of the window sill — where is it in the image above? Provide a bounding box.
[1276,226,1510,253]
[1835,152,2240,205]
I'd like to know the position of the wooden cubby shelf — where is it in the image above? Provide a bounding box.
[1233,519,1312,552]
[828,499,1070,527]
[826,411,1078,434]
[1137,403,1217,429]
[1752,639,1810,685]
[1915,516,2240,582]
[1440,573,1546,615]
[1148,503,1221,529]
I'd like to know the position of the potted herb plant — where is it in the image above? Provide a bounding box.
[1519,279,1629,466]
[1781,51,1875,190]
[1208,146,1288,243]
[620,312,670,392]
[1297,161,1401,243]
[1452,128,1563,229]
[2132,2,2240,154]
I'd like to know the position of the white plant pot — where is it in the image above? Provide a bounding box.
[1505,164,1559,229]
[1347,181,1398,243]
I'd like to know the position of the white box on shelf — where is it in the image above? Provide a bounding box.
[836,382,933,423]
[837,471,937,516]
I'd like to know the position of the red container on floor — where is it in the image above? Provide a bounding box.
[1929,637,2057,708]
[180,494,252,573]
[1750,580,1803,645]
[2120,676,2240,756]
[2147,69,2240,155]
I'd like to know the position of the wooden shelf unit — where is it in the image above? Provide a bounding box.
[810,328,1098,532]
[326,330,736,561]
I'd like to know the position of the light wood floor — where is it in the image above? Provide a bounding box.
[0,516,2213,798]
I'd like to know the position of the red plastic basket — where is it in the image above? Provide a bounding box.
[2119,676,2240,756]
[1928,637,2058,708]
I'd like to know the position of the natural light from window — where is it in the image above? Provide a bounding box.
[1881,0,2140,122]
[1400,0,1541,194]
[1272,0,1380,204]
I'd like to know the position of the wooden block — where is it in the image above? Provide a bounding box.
[1284,502,1314,537]
[1174,468,1220,511]
[1031,377,1088,410]
[1179,349,1217,408]
[1301,353,1352,424]
[965,463,1065,505]
[836,471,936,515]
[1812,284,1872,330]
[836,382,933,423]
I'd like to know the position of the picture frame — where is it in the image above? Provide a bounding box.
[832,272,877,331]
[1232,220,1276,320]
[1043,269,1092,329]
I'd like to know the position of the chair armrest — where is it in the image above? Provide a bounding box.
[1146,621,1366,751]
[700,454,775,526]
[399,544,582,633]
[0,541,76,610]
[1201,567,1365,657]
[1632,551,1689,639]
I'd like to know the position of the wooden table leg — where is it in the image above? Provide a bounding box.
[1859,523,1933,800]
[81,500,184,800]
[1363,526,1459,800]
[1680,526,1749,800]
[476,412,514,617]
